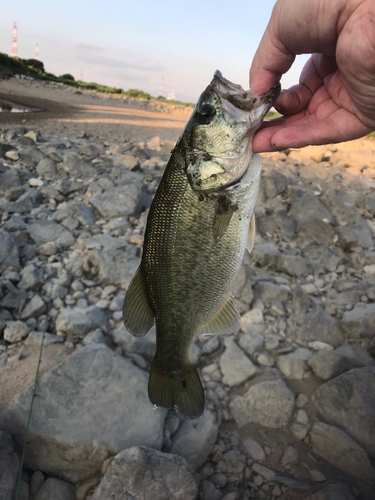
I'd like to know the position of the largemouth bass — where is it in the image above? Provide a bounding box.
[123,71,280,418]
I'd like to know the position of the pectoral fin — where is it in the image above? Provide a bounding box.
[200,295,240,335]
[122,267,154,337]
[213,197,236,240]
[246,212,256,253]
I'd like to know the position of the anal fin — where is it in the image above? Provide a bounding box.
[200,295,240,336]
[122,266,154,337]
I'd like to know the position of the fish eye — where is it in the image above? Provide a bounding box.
[196,104,216,125]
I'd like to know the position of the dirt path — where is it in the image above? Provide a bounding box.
[0,78,192,143]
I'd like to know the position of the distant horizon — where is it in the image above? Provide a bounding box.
[0,1,310,103]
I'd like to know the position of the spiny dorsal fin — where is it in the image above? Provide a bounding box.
[200,295,240,335]
[246,212,256,253]
[122,266,154,337]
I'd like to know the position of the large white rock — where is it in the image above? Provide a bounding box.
[0,345,166,482]
[219,337,257,386]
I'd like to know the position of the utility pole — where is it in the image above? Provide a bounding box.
[11,22,18,57]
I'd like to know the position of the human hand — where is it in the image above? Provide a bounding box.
[250,0,375,153]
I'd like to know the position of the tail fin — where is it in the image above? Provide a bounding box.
[148,361,204,419]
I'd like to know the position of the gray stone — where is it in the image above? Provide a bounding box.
[3,321,29,343]
[82,328,106,345]
[36,158,57,178]
[262,169,288,198]
[253,281,289,304]
[308,350,348,380]
[0,345,166,482]
[312,367,375,457]
[62,154,97,178]
[295,307,343,348]
[334,344,374,367]
[33,478,75,500]
[17,481,29,500]
[168,410,218,469]
[0,431,20,500]
[238,331,264,356]
[19,264,44,291]
[276,254,309,277]
[289,193,335,227]
[338,220,373,250]
[0,230,20,272]
[230,378,295,428]
[281,445,299,466]
[307,483,357,500]
[30,471,45,496]
[20,145,45,166]
[242,436,265,461]
[56,306,107,339]
[85,247,140,288]
[2,188,43,213]
[220,337,257,386]
[339,303,375,338]
[91,184,142,218]
[252,242,280,267]
[91,447,197,500]
[0,167,21,192]
[252,463,276,481]
[277,348,312,379]
[28,221,74,248]
[56,201,96,227]
[114,153,140,170]
[20,294,46,320]
[201,480,222,500]
[310,422,375,482]
[201,336,220,354]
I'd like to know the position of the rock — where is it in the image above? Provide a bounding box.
[28,221,74,249]
[0,345,166,482]
[338,221,373,250]
[56,201,96,227]
[230,378,295,428]
[3,321,29,343]
[114,153,140,170]
[281,445,299,466]
[5,150,19,161]
[252,242,280,267]
[252,463,277,481]
[85,246,140,288]
[334,344,374,367]
[276,254,309,277]
[0,431,20,500]
[295,307,343,348]
[19,264,44,291]
[33,478,75,500]
[261,169,288,198]
[20,294,46,320]
[277,348,312,379]
[308,350,348,380]
[219,337,257,386]
[56,306,107,339]
[91,447,197,500]
[2,188,43,213]
[253,281,289,304]
[310,422,375,482]
[0,230,20,272]
[238,331,264,356]
[242,436,265,461]
[339,303,375,338]
[168,410,218,469]
[307,483,357,500]
[82,328,106,345]
[36,158,57,177]
[312,367,375,457]
[201,480,222,500]
[62,154,97,177]
[30,470,45,496]
[91,184,143,218]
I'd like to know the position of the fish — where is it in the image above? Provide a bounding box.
[123,71,280,418]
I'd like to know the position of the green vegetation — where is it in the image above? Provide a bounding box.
[0,51,194,107]
[265,110,282,119]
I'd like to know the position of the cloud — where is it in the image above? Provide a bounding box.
[75,51,166,73]
[76,43,106,53]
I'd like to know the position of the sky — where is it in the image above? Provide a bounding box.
[0,0,310,103]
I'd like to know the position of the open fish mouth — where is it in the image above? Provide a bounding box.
[185,71,280,193]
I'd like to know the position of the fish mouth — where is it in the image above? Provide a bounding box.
[212,70,280,120]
